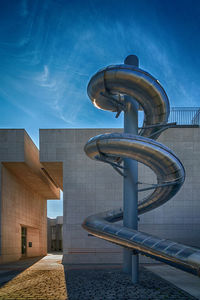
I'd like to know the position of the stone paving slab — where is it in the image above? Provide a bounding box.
[0,255,66,300]
[145,264,200,299]
[0,257,43,288]
[0,255,198,299]
[0,269,66,300]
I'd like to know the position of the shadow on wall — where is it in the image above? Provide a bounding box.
[0,256,44,287]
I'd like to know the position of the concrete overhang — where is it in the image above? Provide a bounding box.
[39,129,66,191]
[40,162,63,190]
[0,129,60,199]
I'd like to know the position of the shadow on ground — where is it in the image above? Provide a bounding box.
[0,256,44,287]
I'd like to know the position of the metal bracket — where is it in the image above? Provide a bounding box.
[140,122,176,129]
[102,69,126,118]
[137,181,178,192]
[143,122,177,138]
[96,141,126,177]
[96,156,126,177]
[100,92,125,118]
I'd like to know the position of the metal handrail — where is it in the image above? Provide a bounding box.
[169,107,200,125]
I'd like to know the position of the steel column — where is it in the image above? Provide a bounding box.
[123,55,139,283]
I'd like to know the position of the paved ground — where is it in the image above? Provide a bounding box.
[0,254,66,300]
[0,254,198,299]
[0,257,43,288]
[145,264,200,299]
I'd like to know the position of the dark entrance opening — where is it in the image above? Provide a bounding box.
[21,227,27,256]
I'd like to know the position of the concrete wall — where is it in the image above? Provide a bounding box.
[40,129,122,264]
[0,164,47,263]
[27,227,40,257]
[0,163,2,256]
[0,129,60,264]
[40,127,200,264]
[139,127,200,247]
[47,216,63,252]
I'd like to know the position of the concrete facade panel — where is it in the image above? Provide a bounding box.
[0,129,60,264]
[0,165,47,263]
[40,127,200,264]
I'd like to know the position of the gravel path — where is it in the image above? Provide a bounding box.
[65,267,197,300]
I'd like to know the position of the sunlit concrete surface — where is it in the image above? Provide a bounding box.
[40,127,200,265]
[0,129,60,264]
[145,264,200,299]
[0,254,67,300]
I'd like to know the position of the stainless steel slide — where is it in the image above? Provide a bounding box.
[82,64,200,276]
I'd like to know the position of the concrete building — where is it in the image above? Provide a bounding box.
[1,125,200,265]
[47,216,63,252]
[39,126,200,265]
[0,129,60,264]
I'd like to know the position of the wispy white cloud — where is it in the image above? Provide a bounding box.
[0,86,35,118]
[1,0,200,132]
[20,0,29,17]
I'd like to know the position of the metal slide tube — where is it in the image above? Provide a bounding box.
[83,56,200,278]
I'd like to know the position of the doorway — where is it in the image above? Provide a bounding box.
[21,227,27,257]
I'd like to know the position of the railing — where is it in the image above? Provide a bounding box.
[169,107,200,125]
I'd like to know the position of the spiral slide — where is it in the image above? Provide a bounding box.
[82,62,200,276]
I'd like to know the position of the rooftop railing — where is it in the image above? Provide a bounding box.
[169,107,200,125]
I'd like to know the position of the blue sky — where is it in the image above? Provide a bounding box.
[0,0,200,217]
